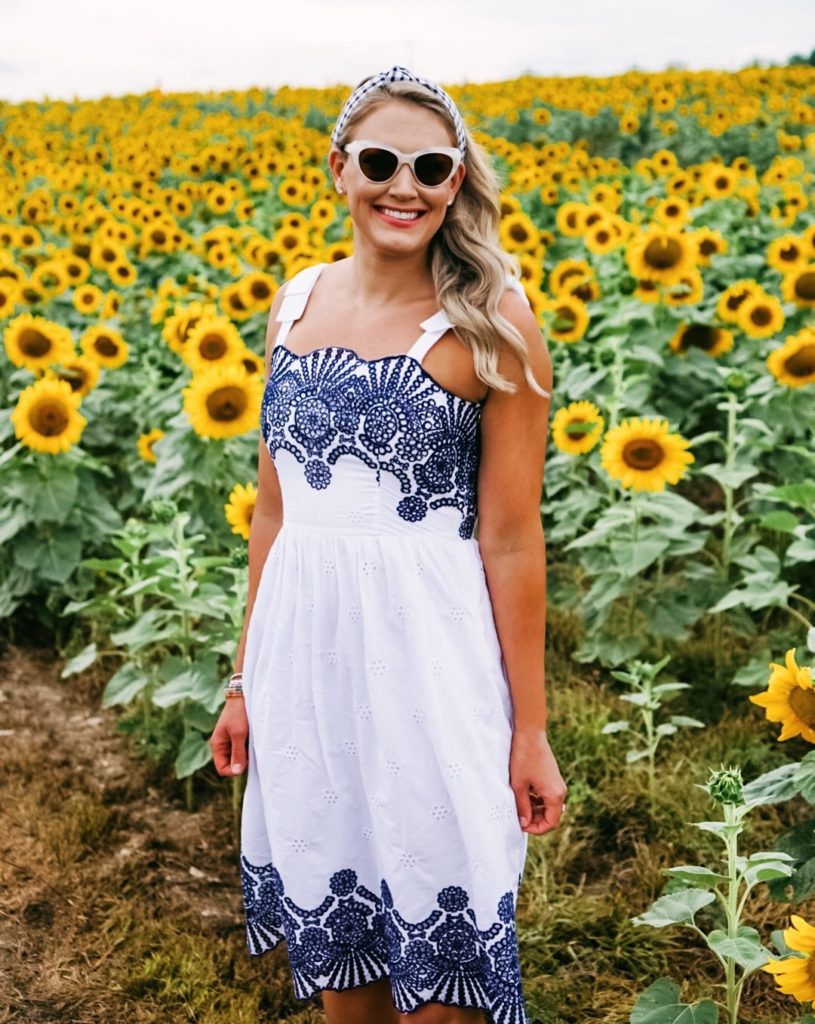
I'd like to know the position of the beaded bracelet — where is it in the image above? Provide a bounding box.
[224,671,244,699]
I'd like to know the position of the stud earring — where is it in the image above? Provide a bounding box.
[447,199,453,206]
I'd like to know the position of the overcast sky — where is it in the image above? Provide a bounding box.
[1,0,811,104]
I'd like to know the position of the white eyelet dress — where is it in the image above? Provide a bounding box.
[239,261,546,1024]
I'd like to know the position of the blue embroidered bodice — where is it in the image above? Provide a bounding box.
[260,262,533,543]
[261,262,499,541]
[262,341,484,540]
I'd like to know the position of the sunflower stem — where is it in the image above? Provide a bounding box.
[714,391,739,681]
[722,800,744,1024]
[627,491,641,635]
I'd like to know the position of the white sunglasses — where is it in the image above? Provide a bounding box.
[341,139,462,187]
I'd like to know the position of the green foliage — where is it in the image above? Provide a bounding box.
[61,503,247,782]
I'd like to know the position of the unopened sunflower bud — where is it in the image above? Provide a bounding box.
[725,370,748,393]
[707,765,744,805]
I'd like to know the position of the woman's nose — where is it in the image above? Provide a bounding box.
[388,162,418,192]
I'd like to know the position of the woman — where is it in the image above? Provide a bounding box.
[210,65,566,1024]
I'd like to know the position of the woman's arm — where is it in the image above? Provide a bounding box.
[210,283,286,777]
[476,289,565,833]
[477,288,552,730]
[231,285,288,675]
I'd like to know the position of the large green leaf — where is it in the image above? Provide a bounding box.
[629,977,718,1024]
[742,762,798,807]
[102,663,150,707]
[61,642,98,677]
[110,610,176,651]
[610,537,670,575]
[631,888,715,928]
[662,865,729,888]
[706,926,770,971]
[175,729,212,779]
[29,464,79,522]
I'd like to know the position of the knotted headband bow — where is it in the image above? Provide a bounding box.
[330,65,467,158]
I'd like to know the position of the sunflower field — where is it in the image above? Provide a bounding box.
[2,63,815,1021]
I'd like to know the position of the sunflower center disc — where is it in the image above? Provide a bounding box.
[788,686,815,729]
[622,439,664,471]
[786,344,815,377]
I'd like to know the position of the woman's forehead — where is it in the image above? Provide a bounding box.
[351,101,455,146]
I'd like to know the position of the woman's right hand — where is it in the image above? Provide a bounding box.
[210,699,249,776]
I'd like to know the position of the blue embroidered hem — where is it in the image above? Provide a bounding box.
[240,854,530,1024]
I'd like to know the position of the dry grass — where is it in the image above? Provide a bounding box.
[1,628,813,1023]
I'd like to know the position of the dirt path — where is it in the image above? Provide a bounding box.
[0,644,322,1024]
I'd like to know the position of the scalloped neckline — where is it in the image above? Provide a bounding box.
[273,342,487,409]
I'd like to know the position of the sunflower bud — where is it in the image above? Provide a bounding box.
[148,499,178,524]
[707,765,744,805]
[598,345,617,366]
[724,370,748,393]
[230,545,249,569]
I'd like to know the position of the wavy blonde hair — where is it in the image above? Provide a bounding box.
[331,77,549,398]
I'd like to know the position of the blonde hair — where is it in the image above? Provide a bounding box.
[331,77,549,398]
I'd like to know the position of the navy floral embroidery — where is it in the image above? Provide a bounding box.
[261,345,483,540]
[240,854,528,1024]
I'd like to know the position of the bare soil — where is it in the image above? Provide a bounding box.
[0,644,322,1024]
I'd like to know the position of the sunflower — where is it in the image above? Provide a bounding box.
[0,277,20,318]
[218,282,252,321]
[549,259,597,302]
[239,350,265,377]
[693,227,728,265]
[3,313,74,371]
[767,329,815,388]
[626,224,698,286]
[749,647,815,741]
[183,363,263,439]
[600,417,695,492]
[767,234,809,274]
[584,219,619,256]
[663,268,705,306]
[541,294,590,343]
[73,283,104,316]
[555,201,588,238]
[761,915,815,1001]
[653,196,690,228]
[500,210,540,254]
[137,428,165,464]
[737,292,785,340]
[716,280,761,324]
[47,356,100,397]
[634,278,661,304]
[237,271,277,313]
[30,259,70,297]
[761,913,815,999]
[780,264,815,308]
[10,376,87,454]
[182,315,245,373]
[225,481,257,540]
[101,291,121,319]
[669,323,734,358]
[162,301,220,355]
[79,324,129,369]
[325,241,353,263]
[552,401,605,455]
[701,164,740,200]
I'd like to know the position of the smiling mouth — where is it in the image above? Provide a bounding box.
[373,206,427,221]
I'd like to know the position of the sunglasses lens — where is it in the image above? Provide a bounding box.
[358,147,398,182]
[414,152,454,186]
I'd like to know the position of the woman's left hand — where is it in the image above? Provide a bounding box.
[509,726,567,835]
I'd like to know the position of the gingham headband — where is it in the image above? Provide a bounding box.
[330,65,467,158]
